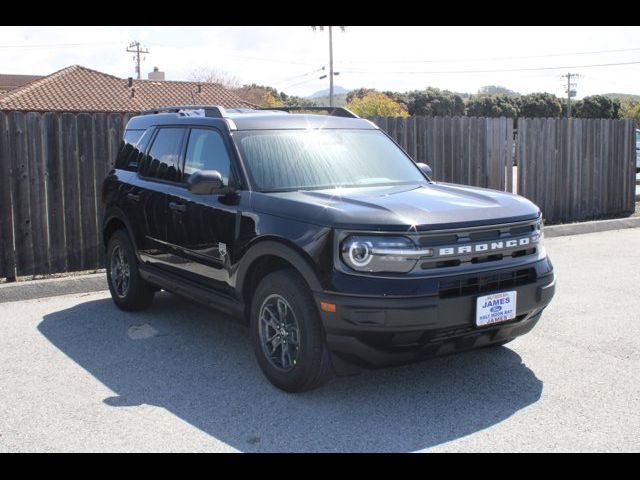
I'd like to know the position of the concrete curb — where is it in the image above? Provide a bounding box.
[0,273,107,303]
[544,216,640,238]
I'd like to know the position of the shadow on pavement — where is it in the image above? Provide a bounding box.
[38,292,542,452]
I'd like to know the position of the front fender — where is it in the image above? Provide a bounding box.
[234,239,324,300]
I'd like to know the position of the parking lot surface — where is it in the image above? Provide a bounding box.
[1,228,639,452]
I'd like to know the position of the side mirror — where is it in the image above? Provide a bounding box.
[187,170,224,194]
[417,162,433,177]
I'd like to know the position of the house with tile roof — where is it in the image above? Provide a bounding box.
[0,74,44,95]
[0,65,254,113]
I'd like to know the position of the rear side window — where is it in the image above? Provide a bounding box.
[115,129,147,171]
[183,128,231,184]
[139,128,186,182]
[123,129,144,146]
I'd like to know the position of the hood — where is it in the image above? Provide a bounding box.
[251,183,541,231]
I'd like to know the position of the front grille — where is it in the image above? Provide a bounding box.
[439,268,536,299]
[414,219,540,271]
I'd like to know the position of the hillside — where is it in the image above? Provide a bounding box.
[310,86,349,98]
[308,93,348,107]
[602,93,640,102]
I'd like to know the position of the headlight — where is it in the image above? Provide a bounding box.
[341,235,433,273]
[532,219,544,244]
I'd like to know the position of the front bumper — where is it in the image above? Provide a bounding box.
[315,267,555,373]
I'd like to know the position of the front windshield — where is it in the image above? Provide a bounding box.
[233,129,427,192]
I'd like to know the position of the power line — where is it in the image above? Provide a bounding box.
[146,43,316,66]
[0,41,121,49]
[340,60,640,75]
[277,67,326,87]
[282,76,324,89]
[340,46,640,64]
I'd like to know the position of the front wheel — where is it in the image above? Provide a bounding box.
[106,229,155,311]
[250,269,333,392]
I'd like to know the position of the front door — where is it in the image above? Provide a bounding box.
[164,127,240,294]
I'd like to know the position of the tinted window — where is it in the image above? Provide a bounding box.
[123,129,144,146]
[139,128,186,182]
[184,128,231,184]
[234,129,425,191]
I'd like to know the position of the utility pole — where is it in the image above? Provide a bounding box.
[329,26,334,107]
[312,26,345,107]
[561,72,579,118]
[127,41,149,80]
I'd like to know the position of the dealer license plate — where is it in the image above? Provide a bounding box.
[475,291,517,327]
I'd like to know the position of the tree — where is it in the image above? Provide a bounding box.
[278,92,317,108]
[518,92,562,118]
[465,94,519,118]
[346,88,377,104]
[233,84,283,107]
[478,85,520,96]
[346,92,409,117]
[620,100,640,127]
[188,67,241,89]
[573,95,621,119]
[403,87,465,116]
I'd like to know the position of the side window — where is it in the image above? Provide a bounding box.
[183,128,231,184]
[115,129,153,171]
[139,128,186,182]
[123,129,144,146]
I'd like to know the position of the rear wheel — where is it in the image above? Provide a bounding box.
[106,229,155,311]
[250,269,333,392]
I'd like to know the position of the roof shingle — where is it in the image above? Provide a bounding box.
[0,65,254,112]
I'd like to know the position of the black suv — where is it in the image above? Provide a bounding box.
[102,105,555,392]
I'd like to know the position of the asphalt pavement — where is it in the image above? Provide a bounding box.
[1,228,639,452]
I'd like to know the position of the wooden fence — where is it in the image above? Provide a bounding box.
[517,118,636,223]
[369,116,514,191]
[0,112,636,279]
[0,112,132,280]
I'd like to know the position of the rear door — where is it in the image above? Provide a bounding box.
[163,126,240,294]
[133,126,188,267]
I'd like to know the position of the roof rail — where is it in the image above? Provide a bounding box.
[142,105,227,118]
[257,106,359,119]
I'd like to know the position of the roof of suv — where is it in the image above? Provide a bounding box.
[125,106,379,131]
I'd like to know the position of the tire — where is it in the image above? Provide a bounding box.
[106,229,155,311]
[250,269,333,392]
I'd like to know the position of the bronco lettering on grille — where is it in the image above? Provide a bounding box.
[438,236,535,256]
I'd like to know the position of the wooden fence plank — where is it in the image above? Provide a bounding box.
[94,113,108,266]
[77,113,98,270]
[9,112,35,276]
[0,112,16,279]
[61,113,83,272]
[26,112,50,275]
[406,115,416,160]
[43,112,67,273]
[415,116,425,165]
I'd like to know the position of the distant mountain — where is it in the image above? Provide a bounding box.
[309,93,348,107]
[310,86,349,98]
[602,93,640,102]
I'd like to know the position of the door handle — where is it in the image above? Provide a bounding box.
[127,193,140,202]
[169,201,186,213]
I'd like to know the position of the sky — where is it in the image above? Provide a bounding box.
[1,26,639,99]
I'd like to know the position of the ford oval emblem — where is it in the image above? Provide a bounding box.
[490,305,502,313]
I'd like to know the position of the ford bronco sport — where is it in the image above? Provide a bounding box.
[102,105,556,392]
